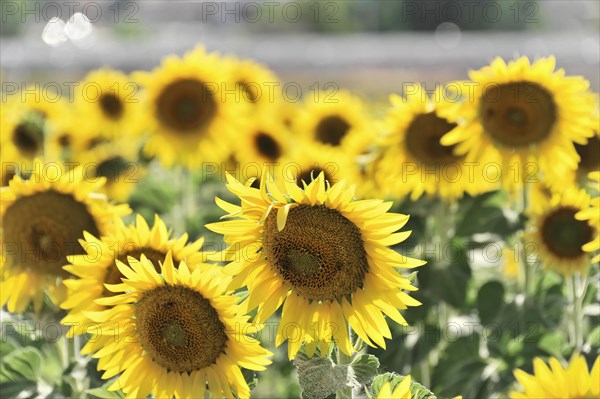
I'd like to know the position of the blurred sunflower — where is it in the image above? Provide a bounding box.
[227,57,280,107]
[440,56,597,192]
[134,47,236,168]
[376,85,492,201]
[75,139,143,202]
[61,214,206,338]
[207,173,423,359]
[276,139,360,190]
[74,68,141,137]
[1,88,69,162]
[377,376,412,399]
[510,354,599,398]
[234,115,291,167]
[294,90,375,154]
[0,160,129,313]
[527,187,597,276]
[85,253,272,399]
[574,130,600,178]
[576,172,600,263]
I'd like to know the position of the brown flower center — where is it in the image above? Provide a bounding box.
[315,115,350,146]
[254,132,281,161]
[13,121,44,156]
[405,112,460,165]
[99,93,124,120]
[541,207,594,259]
[575,134,600,172]
[156,79,217,132]
[239,81,258,103]
[136,285,227,373]
[95,156,131,182]
[2,191,99,277]
[263,204,369,301]
[480,81,557,147]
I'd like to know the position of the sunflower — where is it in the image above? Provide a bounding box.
[527,187,597,275]
[276,139,361,192]
[440,56,597,192]
[74,138,143,202]
[510,354,599,398]
[376,85,493,201]
[574,129,600,179]
[233,114,291,167]
[0,160,130,313]
[226,56,280,107]
[84,253,272,399]
[74,68,141,138]
[377,376,412,399]
[294,90,376,155]
[576,172,600,263]
[134,46,237,168]
[206,173,423,359]
[1,87,69,162]
[61,213,206,337]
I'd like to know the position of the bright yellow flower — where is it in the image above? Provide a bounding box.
[376,85,494,201]
[61,214,206,338]
[576,171,600,263]
[134,46,238,168]
[527,187,597,275]
[377,376,412,399]
[0,160,129,313]
[84,253,272,399]
[207,173,423,359]
[510,354,600,398]
[440,56,597,192]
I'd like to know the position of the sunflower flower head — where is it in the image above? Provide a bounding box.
[527,186,598,276]
[61,213,207,338]
[440,56,597,192]
[84,252,272,399]
[207,172,424,359]
[510,354,600,398]
[0,159,130,313]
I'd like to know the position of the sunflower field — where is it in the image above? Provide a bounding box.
[1,2,600,399]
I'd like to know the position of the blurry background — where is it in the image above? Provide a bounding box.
[2,0,599,98]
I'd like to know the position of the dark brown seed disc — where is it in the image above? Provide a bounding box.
[541,206,594,259]
[263,204,369,301]
[315,115,351,146]
[156,79,217,132]
[404,112,460,165]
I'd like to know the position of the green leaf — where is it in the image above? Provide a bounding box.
[371,373,435,399]
[294,353,379,399]
[87,383,125,399]
[587,326,600,348]
[477,281,505,324]
[349,354,380,385]
[0,347,42,382]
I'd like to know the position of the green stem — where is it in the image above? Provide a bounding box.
[519,181,534,296]
[336,326,355,399]
[569,273,585,350]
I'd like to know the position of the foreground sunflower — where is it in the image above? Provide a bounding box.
[440,56,597,192]
[0,160,129,313]
[376,85,493,201]
[134,46,236,168]
[377,376,412,399]
[576,172,600,263]
[207,173,423,359]
[510,354,599,398]
[61,213,206,337]
[84,253,272,399]
[527,187,597,276]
